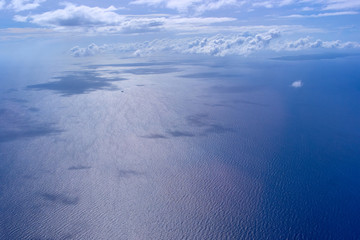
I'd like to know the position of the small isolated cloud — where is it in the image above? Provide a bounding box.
[291,80,303,88]
[8,0,46,12]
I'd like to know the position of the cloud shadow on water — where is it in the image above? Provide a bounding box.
[210,85,258,94]
[40,192,79,205]
[68,165,92,171]
[203,124,234,134]
[141,133,168,139]
[117,169,143,179]
[180,72,241,79]
[124,67,180,75]
[167,130,195,137]
[87,62,174,69]
[0,108,61,143]
[27,71,127,96]
[186,113,209,127]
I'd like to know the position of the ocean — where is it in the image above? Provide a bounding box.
[0,53,359,239]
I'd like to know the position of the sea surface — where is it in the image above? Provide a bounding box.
[0,53,359,239]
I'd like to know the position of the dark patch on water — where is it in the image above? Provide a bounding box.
[186,113,208,127]
[87,62,174,69]
[167,130,195,137]
[27,71,127,96]
[124,68,180,75]
[203,124,234,134]
[5,88,18,93]
[141,133,168,139]
[28,107,40,112]
[68,165,92,171]
[210,85,258,94]
[180,72,241,79]
[40,193,79,205]
[233,99,268,107]
[5,98,28,103]
[117,169,142,178]
[0,108,61,143]
[271,52,360,61]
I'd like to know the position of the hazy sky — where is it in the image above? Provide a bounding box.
[0,0,359,58]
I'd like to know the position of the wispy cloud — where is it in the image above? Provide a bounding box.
[282,11,359,18]
[0,0,5,9]
[130,0,240,13]
[7,0,46,12]
[323,0,360,11]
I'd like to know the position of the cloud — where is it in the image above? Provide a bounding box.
[69,43,109,57]
[15,3,123,27]
[323,0,360,10]
[70,32,360,58]
[7,0,46,12]
[279,37,360,50]
[283,11,359,18]
[13,3,235,34]
[0,0,5,9]
[291,80,303,88]
[184,30,281,56]
[130,0,240,13]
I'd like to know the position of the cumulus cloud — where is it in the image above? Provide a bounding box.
[69,43,110,57]
[291,80,303,88]
[69,32,360,58]
[184,30,281,56]
[279,37,360,50]
[13,3,235,34]
[15,3,123,27]
[8,0,46,12]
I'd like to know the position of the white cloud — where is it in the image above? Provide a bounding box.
[131,0,240,13]
[16,3,124,27]
[184,30,281,56]
[69,30,282,57]
[69,32,360,58]
[14,3,236,34]
[283,11,359,18]
[279,37,360,50]
[0,0,5,9]
[291,80,303,88]
[323,0,360,10]
[8,0,46,12]
[69,43,110,57]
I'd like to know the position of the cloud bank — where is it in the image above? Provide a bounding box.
[69,32,360,57]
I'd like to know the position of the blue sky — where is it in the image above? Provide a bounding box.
[0,0,360,58]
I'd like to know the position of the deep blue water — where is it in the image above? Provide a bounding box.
[0,54,359,239]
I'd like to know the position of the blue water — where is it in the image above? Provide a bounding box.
[0,54,359,239]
